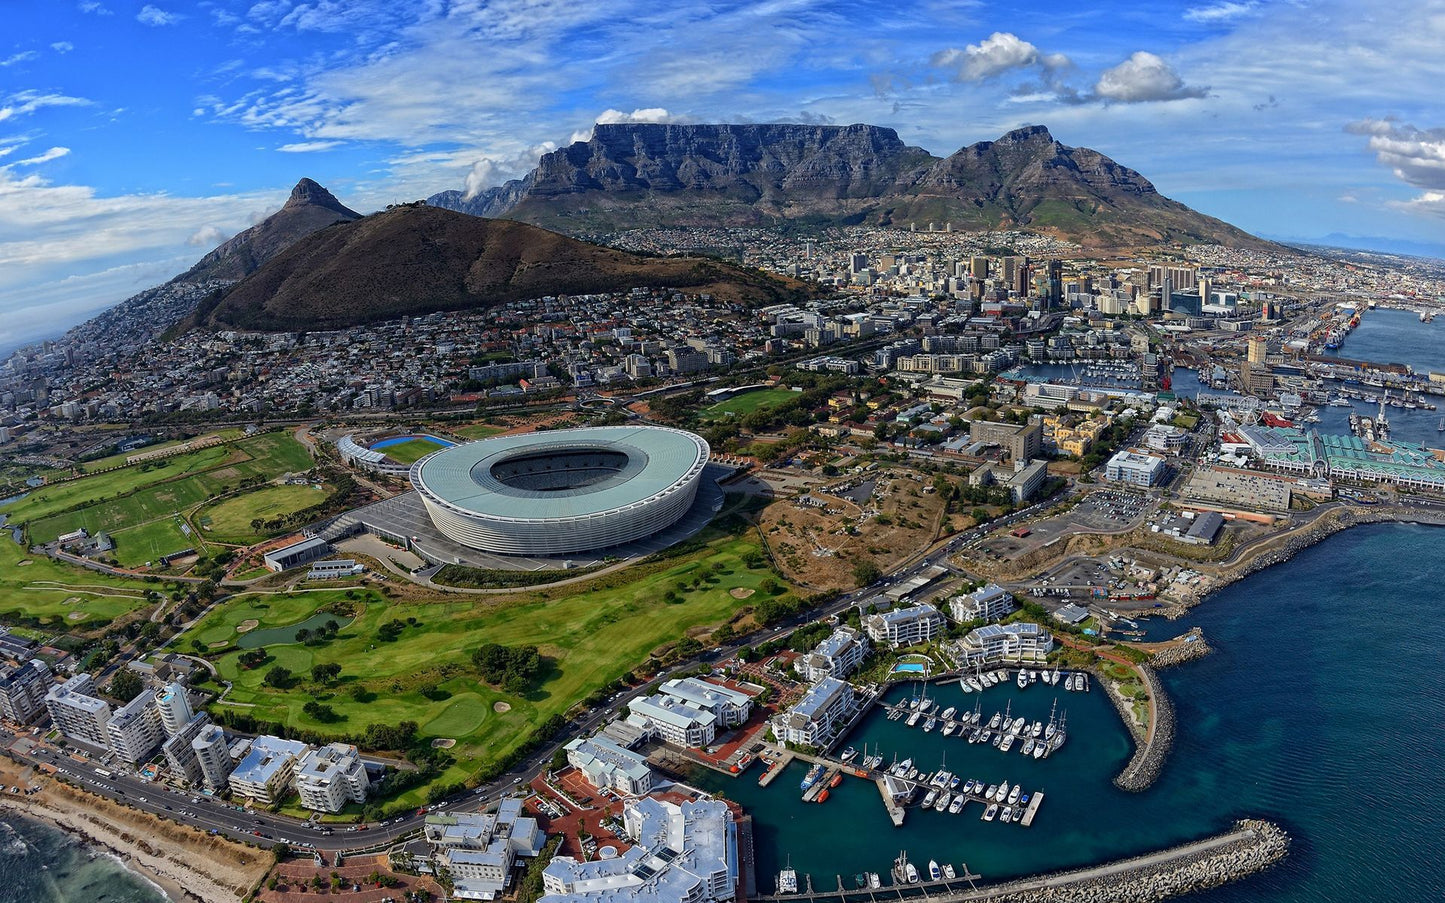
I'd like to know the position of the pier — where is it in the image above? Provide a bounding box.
[754,861,983,902]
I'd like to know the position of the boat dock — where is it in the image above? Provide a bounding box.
[1019,791,1044,827]
[757,750,795,787]
[879,702,1067,759]
[753,862,983,902]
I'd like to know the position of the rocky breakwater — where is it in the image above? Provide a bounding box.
[1103,662,1174,792]
[974,819,1290,903]
[1149,628,1213,668]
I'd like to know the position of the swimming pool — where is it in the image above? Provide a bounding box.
[890,662,927,674]
[369,434,456,450]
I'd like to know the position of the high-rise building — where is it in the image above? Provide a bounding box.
[162,714,213,785]
[106,691,165,764]
[0,659,52,725]
[191,723,234,791]
[45,674,111,748]
[155,683,193,737]
[970,256,989,279]
[294,743,371,813]
[1047,260,1064,309]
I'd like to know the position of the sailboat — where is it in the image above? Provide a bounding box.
[777,856,798,895]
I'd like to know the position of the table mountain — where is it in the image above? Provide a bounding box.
[174,178,361,284]
[429,123,1266,249]
[188,203,813,332]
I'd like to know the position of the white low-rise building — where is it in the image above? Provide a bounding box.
[565,736,653,796]
[657,678,752,727]
[1105,449,1166,487]
[865,603,945,648]
[794,626,869,682]
[771,676,856,748]
[294,742,371,812]
[626,695,717,749]
[426,801,545,900]
[227,735,309,805]
[45,674,111,749]
[955,622,1055,665]
[541,796,736,903]
[949,584,1016,623]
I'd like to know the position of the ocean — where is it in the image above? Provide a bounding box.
[0,814,167,903]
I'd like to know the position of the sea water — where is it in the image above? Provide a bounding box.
[0,814,168,903]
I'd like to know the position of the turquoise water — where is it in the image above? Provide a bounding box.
[0,814,167,903]
[237,611,353,649]
[890,663,927,674]
[698,524,1445,900]
[368,434,455,450]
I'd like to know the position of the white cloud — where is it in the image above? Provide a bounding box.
[1184,2,1260,24]
[51,42,75,54]
[462,141,558,199]
[0,52,40,68]
[187,224,227,247]
[1094,52,1208,103]
[78,1,112,14]
[9,146,70,167]
[595,108,680,126]
[136,5,180,27]
[276,140,344,152]
[1390,190,1445,218]
[1347,118,1445,217]
[0,91,92,124]
[932,32,1070,82]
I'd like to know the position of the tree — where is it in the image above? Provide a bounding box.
[851,558,882,588]
[108,670,144,704]
[264,666,293,688]
[311,662,342,684]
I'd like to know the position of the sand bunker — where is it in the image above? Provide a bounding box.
[431,738,457,749]
[16,559,32,566]
[208,641,230,649]
[236,619,260,633]
[492,702,512,713]
[67,612,88,621]
[729,587,756,599]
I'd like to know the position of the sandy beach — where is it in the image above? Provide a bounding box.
[0,757,270,902]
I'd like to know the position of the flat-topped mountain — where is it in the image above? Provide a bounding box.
[175,178,361,284]
[188,203,812,332]
[430,123,1266,249]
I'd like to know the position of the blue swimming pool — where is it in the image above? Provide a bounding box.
[369,434,456,450]
[890,662,927,674]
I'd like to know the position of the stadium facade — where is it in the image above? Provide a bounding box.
[409,425,710,556]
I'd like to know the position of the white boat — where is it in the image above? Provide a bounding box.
[940,706,956,721]
[922,789,938,808]
[948,795,965,815]
[984,783,998,799]
[1029,670,1038,684]
[965,677,983,692]
[778,863,798,895]
[995,782,1010,802]
[840,746,857,763]
[1049,668,1061,685]
[906,863,919,884]
[1012,717,1026,734]
[929,860,941,881]
[1031,721,1044,739]
[983,804,998,822]
[999,733,1015,753]
[1016,669,1029,689]
[869,873,881,889]
[935,791,951,812]
[1008,785,1021,805]
[1033,743,1046,760]
[1001,805,1013,822]
[988,712,1002,730]
[961,779,975,794]
[1011,806,1024,823]
[922,717,937,732]
[950,774,960,790]
[943,864,957,879]
[990,733,1002,748]
[1020,738,1035,756]
[907,710,922,727]
[905,765,919,780]
[942,722,957,737]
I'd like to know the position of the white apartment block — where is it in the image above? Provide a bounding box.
[45,674,111,748]
[227,735,309,805]
[191,723,234,791]
[0,659,52,725]
[955,622,1055,665]
[295,742,371,813]
[794,626,869,682]
[565,736,653,796]
[949,584,1017,623]
[865,603,945,649]
[658,677,753,727]
[771,676,856,748]
[106,691,165,765]
[1106,449,1166,487]
[161,714,213,785]
[426,801,545,901]
[541,796,736,903]
[154,683,193,736]
[626,695,717,749]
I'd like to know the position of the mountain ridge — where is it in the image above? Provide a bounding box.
[429,123,1268,249]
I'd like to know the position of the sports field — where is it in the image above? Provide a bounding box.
[199,483,334,544]
[453,422,504,440]
[0,536,158,628]
[701,387,799,420]
[189,528,777,811]
[2,431,313,565]
[378,437,449,465]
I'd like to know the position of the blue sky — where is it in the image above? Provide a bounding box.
[2,0,1443,350]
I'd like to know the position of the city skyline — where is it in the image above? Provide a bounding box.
[1,0,1442,352]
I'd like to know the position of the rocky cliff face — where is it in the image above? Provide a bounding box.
[175,178,361,284]
[428,123,1267,249]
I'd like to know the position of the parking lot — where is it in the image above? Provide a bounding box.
[1074,488,1153,529]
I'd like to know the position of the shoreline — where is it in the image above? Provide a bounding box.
[0,757,270,903]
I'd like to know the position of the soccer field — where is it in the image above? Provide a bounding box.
[701,387,799,420]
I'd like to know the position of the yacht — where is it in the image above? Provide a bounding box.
[943,864,957,880]
[999,733,1015,753]
[1000,805,1013,822]
[906,862,919,884]
[995,782,1010,802]
[840,746,857,763]
[1017,669,1029,689]
[1011,806,1024,823]
[1012,717,1027,734]
[1049,668,1061,686]
[1008,785,1022,805]
[949,774,961,790]
[965,677,983,693]
[1029,670,1038,684]
[1020,738,1035,756]
[988,712,1002,730]
[1019,792,1030,806]
[991,733,1003,748]
[1033,743,1046,760]
[984,783,998,800]
[940,706,956,721]
[778,860,798,895]
[800,764,824,793]
[983,804,999,822]
[1031,721,1044,739]
[868,873,881,889]
[935,791,951,812]
[905,764,919,780]
[922,716,937,732]
[942,721,957,737]
[907,710,922,727]
[948,795,965,814]
[929,860,942,881]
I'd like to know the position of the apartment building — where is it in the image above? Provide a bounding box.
[771,676,856,748]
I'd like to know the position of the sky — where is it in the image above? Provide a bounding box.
[1,0,1443,352]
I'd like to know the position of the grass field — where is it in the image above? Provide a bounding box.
[701,387,799,420]
[453,423,504,440]
[78,429,247,474]
[0,536,157,628]
[189,528,775,809]
[379,437,449,465]
[199,483,334,544]
[110,518,195,567]
[5,432,313,551]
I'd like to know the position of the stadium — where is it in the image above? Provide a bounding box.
[408,425,711,556]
